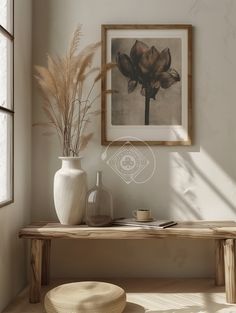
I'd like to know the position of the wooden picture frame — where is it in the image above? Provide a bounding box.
[101,24,192,146]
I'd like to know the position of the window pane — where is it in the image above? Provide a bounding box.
[0,33,13,110]
[0,111,12,204]
[0,0,7,28]
[0,0,13,33]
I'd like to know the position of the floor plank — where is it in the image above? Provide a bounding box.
[3,278,236,313]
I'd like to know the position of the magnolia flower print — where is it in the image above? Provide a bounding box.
[116,40,181,125]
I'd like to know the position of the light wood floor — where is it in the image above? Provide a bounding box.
[3,278,236,313]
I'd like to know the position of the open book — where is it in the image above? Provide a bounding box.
[112,218,177,229]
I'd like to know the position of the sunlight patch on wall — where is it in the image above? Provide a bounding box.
[169,149,236,219]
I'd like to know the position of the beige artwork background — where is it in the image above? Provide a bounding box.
[111,37,182,125]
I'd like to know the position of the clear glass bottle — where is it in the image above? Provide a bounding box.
[86,171,113,227]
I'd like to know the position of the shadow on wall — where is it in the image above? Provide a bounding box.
[170,151,202,219]
[172,151,236,217]
[32,0,60,221]
[171,187,202,219]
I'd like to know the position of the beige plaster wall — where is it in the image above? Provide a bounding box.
[32,0,236,279]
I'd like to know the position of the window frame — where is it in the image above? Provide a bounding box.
[0,0,14,208]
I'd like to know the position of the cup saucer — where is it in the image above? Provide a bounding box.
[135,217,154,222]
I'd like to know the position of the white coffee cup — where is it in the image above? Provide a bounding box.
[133,209,151,221]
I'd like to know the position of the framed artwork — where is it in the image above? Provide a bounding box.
[101,24,192,145]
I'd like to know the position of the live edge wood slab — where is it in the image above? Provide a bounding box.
[19,221,236,304]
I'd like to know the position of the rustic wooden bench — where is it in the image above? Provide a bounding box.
[19,221,236,304]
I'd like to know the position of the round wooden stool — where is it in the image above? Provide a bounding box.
[44,281,126,313]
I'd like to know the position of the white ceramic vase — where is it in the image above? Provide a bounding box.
[54,157,87,225]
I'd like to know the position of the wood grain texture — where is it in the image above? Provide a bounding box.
[21,221,236,304]
[215,239,225,286]
[41,240,51,286]
[30,239,42,303]
[224,239,236,303]
[19,221,236,240]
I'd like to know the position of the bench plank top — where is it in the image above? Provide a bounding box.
[19,221,236,240]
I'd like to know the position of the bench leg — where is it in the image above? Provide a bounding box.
[224,239,236,303]
[42,239,51,286]
[215,239,225,286]
[30,239,43,303]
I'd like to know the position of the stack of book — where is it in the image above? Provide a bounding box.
[112,218,177,228]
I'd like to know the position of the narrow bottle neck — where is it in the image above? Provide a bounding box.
[96,171,103,187]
